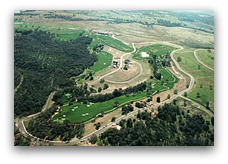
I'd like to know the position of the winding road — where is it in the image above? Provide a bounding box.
[14,74,24,93]
[16,36,213,146]
[99,43,136,79]
[194,49,214,72]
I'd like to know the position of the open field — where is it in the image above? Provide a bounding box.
[52,92,147,123]
[174,49,214,110]
[88,34,133,52]
[195,49,214,69]
[151,68,178,92]
[84,109,121,136]
[15,10,214,49]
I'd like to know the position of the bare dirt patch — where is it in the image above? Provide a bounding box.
[84,109,121,136]
[105,62,141,82]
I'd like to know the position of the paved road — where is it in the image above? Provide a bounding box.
[170,47,195,94]
[194,49,214,71]
[104,43,144,84]
[17,92,56,143]
[180,95,213,117]
[99,43,136,80]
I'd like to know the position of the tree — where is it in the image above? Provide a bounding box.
[90,76,94,81]
[98,87,102,93]
[89,134,97,144]
[135,102,143,108]
[211,116,214,126]
[200,84,203,88]
[174,89,178,94]
[184,100,187,107]
[147,96,152,102]
[210,85,213,90]
[196,92,201,98]
[186,84,189,88]
[184,92,187,97]
[198,65,201,69]
[103,83,109,90]
[167,94,171,99]
[95,122,101,130]
[100,79,105,83]
[206,101,210,110]
[111,117,116,122]
[156,97,160,103]
[113,89,122,97]
[154,72,161,80]
[177,56,182,62]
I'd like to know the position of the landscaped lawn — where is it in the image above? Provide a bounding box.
[52,92,147,123]
[89,34,133,52]
[133,44,176,61]
[89,51,112,73]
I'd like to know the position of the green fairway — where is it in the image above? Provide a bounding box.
[196,49,214,69]
[151,68,178,92]
[89,34,133,52]
[133,44,176,61]
[89,52,112,73]
[174,49,214,109]
[52,92,147,123]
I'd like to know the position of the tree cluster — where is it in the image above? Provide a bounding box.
[100,103,214,146]
[27,107,84,141]
[14,30,97,117]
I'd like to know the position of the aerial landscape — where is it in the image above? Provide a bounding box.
[14,10,214,146]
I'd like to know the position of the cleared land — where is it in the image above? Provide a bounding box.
[105,62,141,82]
[174,49,214,110]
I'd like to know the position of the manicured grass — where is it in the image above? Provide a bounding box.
[52,92,147,123]
[174,49,214,109]
[89,52,112,73]
[151,68,178,92]
[133,44,176,60]
[89,34,133,52]
[196,49,214,69]
[55,30,85,41]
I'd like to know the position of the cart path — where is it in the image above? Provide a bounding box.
[194,49,214,72]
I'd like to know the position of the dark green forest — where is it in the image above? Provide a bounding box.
[14,30,97,117]
[100,103,214,146]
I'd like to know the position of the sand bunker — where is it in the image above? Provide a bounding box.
[141,52,149,58]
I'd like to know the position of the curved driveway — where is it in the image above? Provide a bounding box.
[194,49,214,71]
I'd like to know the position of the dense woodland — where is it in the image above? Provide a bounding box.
[14,30,97,117]
[53,81,147,105]
[100,103,214,146]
